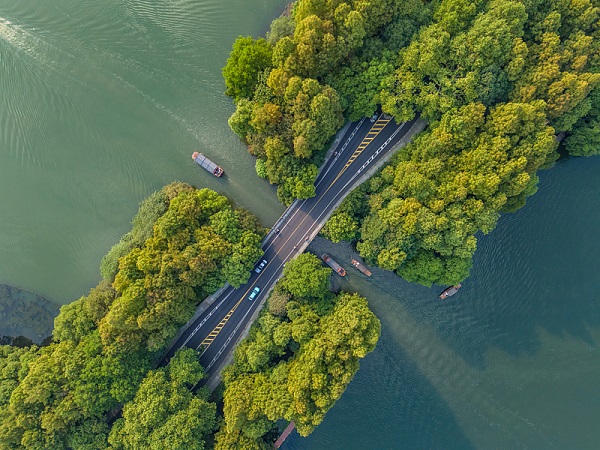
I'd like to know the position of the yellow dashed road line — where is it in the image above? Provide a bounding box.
[198,117,393,353]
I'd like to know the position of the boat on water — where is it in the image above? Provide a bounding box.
[351,258,371,276]
[439,283,461,300]
[192,151,224,177]
[322,254,346,276]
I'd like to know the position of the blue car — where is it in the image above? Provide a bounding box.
[248,286,260,301]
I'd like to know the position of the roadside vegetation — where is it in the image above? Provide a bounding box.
[224,0,599,286]
[0,184,378,449]
[214,253,380,448]
[223,0,427,204]
[0,219,377,450]
[0,182,264,448]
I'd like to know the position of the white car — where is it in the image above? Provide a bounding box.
[255,259,267,273]
[248,286,260,301]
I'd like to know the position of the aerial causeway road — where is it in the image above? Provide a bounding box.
[163,114,421,385]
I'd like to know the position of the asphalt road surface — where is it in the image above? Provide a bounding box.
[163,114,420,385]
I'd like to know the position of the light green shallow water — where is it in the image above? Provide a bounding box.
[1,1,599,448]
[0,0,287,303]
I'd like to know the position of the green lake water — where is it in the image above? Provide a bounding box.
[0,1,598,448]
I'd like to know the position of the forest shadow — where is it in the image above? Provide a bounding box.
[310,156,600,371]
[282,323,475,450]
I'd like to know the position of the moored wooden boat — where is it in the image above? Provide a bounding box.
[351,258,372,276]
[439,283,461,300]
[322,253,346,276]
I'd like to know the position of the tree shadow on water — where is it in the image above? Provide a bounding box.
[425,158,599,369]
[282,326,475,450]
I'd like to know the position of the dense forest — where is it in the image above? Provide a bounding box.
[214,253,380,448]
[1,0,598,446]
[0,183,265,448]
[0,184,379,449]
[224,0,600,285]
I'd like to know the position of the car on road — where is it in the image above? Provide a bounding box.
[255,259,268,273]
[370,113,378,122]
[248,286,260,301]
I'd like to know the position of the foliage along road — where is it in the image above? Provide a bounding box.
[163,114,421,386]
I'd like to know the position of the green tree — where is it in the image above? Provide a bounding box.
[266,15,295,45]
[350,98,558,285]
[228,99,255,143]
[565,86,600,156]
[0,345,37,408]
[255,158,268,178]
[282,253,331,299]
[108,349,216,450]
[267,285,291,317]
[223,36,273,102]
[321,211,358,242]
[214,427,269,450]
[101,190,169,281]
[287,293,380,435]
[0,183,267,449]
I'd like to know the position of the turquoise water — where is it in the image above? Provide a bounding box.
[296,156,600,449]
[1,1,599,447]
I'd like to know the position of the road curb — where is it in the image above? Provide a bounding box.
[202,118,427,391]
[160,282,230,360]
[261,121,352,245]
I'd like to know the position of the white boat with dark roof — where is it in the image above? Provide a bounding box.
[192,151,224,177]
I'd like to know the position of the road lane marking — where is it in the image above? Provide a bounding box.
[203,299,254,373]
[195,119,405,353]
[197,289,249,350]
[180,287,235,347]
[199,134,402,373]
[261,119,365,255]
[356,121,407,173]
[331,115,390,184]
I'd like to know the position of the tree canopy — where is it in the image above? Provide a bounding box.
[282,253,331,299]
[0,183,264,449]
[216,252,380,446]
[108,349,216,450]
[322,0,600,285]
[564,86,600,156]
[223,37,273,102]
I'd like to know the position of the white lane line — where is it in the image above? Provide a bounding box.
[205,301,254,371]
[180,288,235,346]
[201,121,408,370]
[318,118,365,181]
[261,119,365,254]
